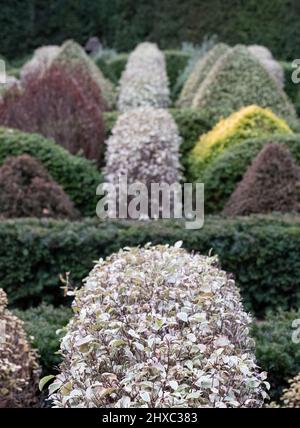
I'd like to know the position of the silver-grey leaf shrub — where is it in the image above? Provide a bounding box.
[49,243,268,408]
[104,106,181,187]
[117,42,170,112]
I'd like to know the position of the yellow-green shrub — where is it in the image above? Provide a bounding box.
[189,105,292,181]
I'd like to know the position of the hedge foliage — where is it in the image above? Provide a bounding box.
[192,46,296,125]
[103,108,211,179]
[176,43,229,108]
[1,1,300,61]
[2,215,300,317]
[203,134,300,213]
[0,128,102,216]
[252,310,300,401]
[189,105,292,183]
[13,304,72,374]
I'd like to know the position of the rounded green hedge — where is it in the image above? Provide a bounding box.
[203,134,300,213]
[0,128,102,216]
[2,215,300,317]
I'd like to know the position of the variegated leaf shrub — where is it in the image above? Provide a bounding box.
[49,243,268,408]
[117,42,170,112]
[104,106,181,187]
[0,289,40,408]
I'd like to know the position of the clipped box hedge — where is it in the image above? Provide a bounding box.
[2,215,300,317]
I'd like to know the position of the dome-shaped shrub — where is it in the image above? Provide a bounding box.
[118,42,170,112]
[49,243,267,408]
[223,143,300,216]
[189,105,292,182]
[176,43,229,108]
[203,134,300,213]
[248,45,284,88]
[0,127,102,216]
[20,45,60,84]
[0,288,40,408]
[0,65,105,165]
[0,154,80,219]
[192,45,295,124]
[51,40,116,110]
[280,373,300,407]
[105,107,181,187]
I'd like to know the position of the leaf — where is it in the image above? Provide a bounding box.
[140,391,151,402]
[169,380,179,391]
[39,375,55,391]
[177,312,188,322]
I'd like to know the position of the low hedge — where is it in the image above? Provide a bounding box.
[252,310,300,401]
[2,215,300,317]
[203,134,300,213]
[13,304,72,374]
[104,50,190,94]
[0,128,102,216]
[281,61,300,116]
[103,109,211,180]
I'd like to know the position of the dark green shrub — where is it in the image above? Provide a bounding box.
[164,50,190,98]
[106,53,128,82]
[203,134,300,213]
[13,304,72,373]
[2,215,300,317]
[252,310,300,401]
[103,109,211,179]
[0,128,102,216]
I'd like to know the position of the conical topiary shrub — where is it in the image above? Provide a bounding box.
[118,42,170,112]
[20,45,60,84]
[176,43,230,108]
[202,134,300,214]
[189,105,292,182]
[0,154,79,219]
[105,107,181,186]
[223,143,300,216]
[49,243,268,408]
[192,45,296,124]
[0,288,40,408]
[51,40,116,110]
[0,65,105,165]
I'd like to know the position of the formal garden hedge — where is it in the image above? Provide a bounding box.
[2,1,300,61]
[2,215,300,317]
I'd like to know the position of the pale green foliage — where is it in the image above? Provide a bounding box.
[49,244,268,408]
[192,45,296,124]
[176,43,229,108]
